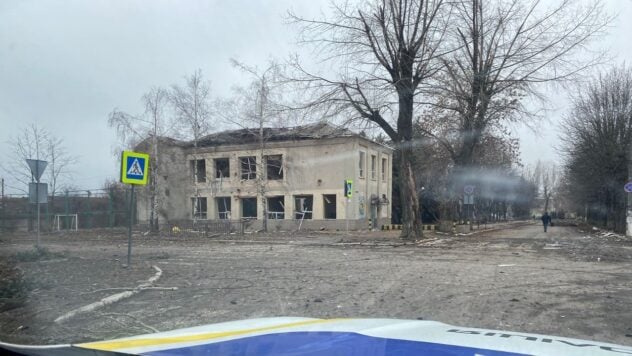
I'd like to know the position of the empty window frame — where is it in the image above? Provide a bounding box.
[371,155,377,180]
[294,195,313,220]
[190,159,206,183]
[216,197,231,220]
[359,151,366,178]
[214,158,230,179]
[267,196,285,219]
[191,197,207,219]
[323,194,337,219]
[242,197,257,219]
[265,154,283,180]
[240,156,257,180]
[381,157,388,181]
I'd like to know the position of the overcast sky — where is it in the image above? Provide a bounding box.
[0,0,630,194]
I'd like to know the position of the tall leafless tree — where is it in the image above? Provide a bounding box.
[45,135,75,201]
[109,87,170,231]
[289,0,451,239]
[561,65,632,232]
[170,70,214,221]
[532,161,559,213]
[216,59,290,231]
[427,0,609,168]
[1,124,74,196]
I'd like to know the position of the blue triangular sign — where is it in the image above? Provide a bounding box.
[127,158,144,176]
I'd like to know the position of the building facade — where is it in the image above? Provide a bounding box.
[136,123,393,231]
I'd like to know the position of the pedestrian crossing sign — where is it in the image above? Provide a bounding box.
[120,151,149,185]
[344,179,353,198]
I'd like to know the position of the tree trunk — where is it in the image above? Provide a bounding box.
[151,133,159,232]
[394,79,422,240]
[397,145,422,239]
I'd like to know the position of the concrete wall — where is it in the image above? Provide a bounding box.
[137,136,393,230]
[136,141,192,223]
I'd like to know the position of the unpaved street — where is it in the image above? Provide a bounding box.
[1,222,631,346]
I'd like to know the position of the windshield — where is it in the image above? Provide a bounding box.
[1,0,631,352]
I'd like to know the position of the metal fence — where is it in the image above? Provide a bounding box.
[0,187,133,233]
[0,187,255,237]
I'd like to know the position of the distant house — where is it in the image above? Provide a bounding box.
[135,123,393,231]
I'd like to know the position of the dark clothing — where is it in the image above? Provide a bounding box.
[541,213,552,232]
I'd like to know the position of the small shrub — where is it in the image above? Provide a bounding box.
[0,276,32,299]
[0,262,32,311]
[13,246,64,262]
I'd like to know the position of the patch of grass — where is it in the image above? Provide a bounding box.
[148,252,170,260]
[13,246,65,262]
[0,262,33,311]
[0,275,32,299]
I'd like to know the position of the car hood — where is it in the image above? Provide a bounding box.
[1,317,630,356]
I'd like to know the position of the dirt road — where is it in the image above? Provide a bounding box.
[1,222,631,346]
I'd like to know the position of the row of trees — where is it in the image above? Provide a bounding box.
[109,61,295,232]
[287,0,609,238]
[559,65,632,233]
[108,70,214,232]
[4,1,615,238]
[113,0,610,238]
[390,120,539,225]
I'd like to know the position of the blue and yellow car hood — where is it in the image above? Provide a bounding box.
[2,317,631,355]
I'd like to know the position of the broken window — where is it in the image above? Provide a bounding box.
[190,159,206,183]
[242,197,257,219]
[294,195,313,220]
[267,196,285,219]
[371,155,377,180]
[216,197,231,220]
[265,154,283,180]
[323,194,336,219]
[240,156,257,180]
[381,157,387,181]
[191,197,207,219]
[214,158,230,179]
[359,151,365,178]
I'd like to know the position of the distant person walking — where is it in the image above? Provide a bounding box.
[541,212,552,232]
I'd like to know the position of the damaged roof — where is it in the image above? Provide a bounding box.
[196,122,362,147]
[137,122,391,150]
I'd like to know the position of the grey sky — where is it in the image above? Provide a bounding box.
[0,0,629,193]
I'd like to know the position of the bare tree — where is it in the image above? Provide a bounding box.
[170,70,213,145]
[46,135,75,200]
[169,70,214,221]
[524,160,559,214]
[289,0,451,239]
[216,60,289,231]
[539,162,558,213]
[108,87,170,231]
[1,124,74,196]
[425,0,609,168]
[561,65,632,232]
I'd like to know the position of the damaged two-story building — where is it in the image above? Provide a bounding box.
[135,123,393,231]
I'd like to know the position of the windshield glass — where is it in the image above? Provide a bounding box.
[1,0,631,352]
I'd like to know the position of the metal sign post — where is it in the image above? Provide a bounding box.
[26,159,47,247]
[463,185,475,224]
[344,180,353,235]
[120,151,150,266]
